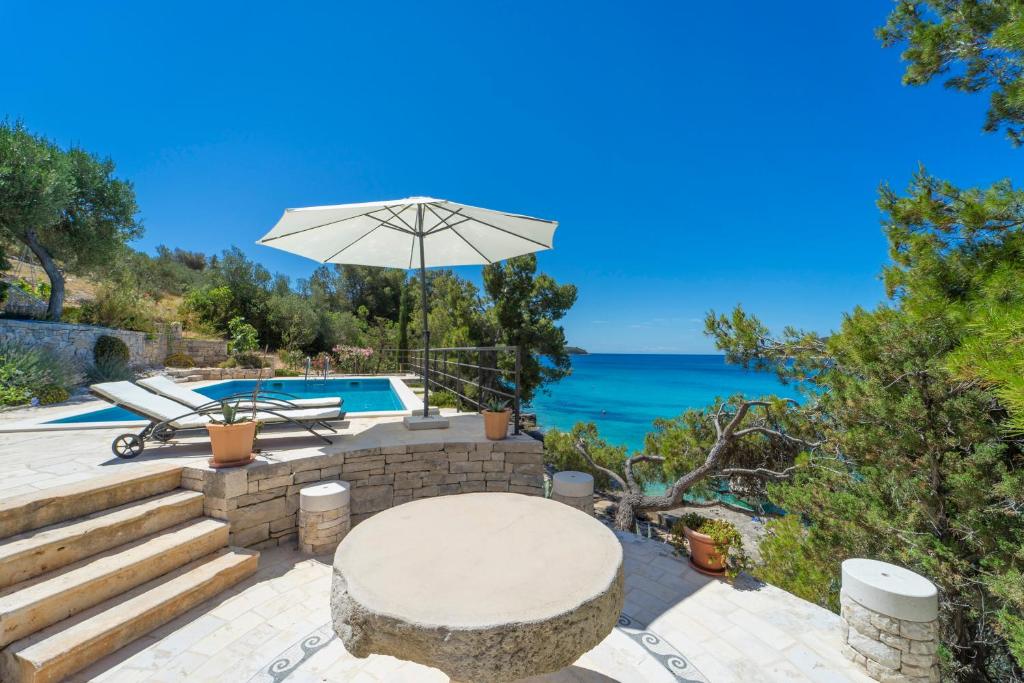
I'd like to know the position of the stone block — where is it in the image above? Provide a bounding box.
[259,474,293,491]
[486,481,509,492]
[367,474,393,486]
[460,481,486,493]
[386,461,432,474]
[514,463,545,476]
[849,628,901,669]
[450,461,482,474]
[509,485,543,496]
[511,473,543,487]
[485,471,508,481]
[880,631,910,652]
[343,458,386,474]
[228,497,289,530]
[205,469,249,499]
[446,451,469,463]
[351,485,394,515]
[291,454,338,472]
[466,472,486,481]
[909,639,937,656]
[270,514,297,533]
[247,462,292,482]
[503,451,542,465]
[234,489,284,508]
[482,461,505,472]
[444,473,467,484]
[411,443,444,452]
[394,474,423,490]
[414,485,440,498]
[439,484,460,495]
[385,452,413,464]
[469,450,491,461]
[294,470,322,484]
[900,620,938,642]
[231,522,270,547]
[321,466,342,478]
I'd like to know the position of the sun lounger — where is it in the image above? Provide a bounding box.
[91,381,345,459]
[137,374,341,411]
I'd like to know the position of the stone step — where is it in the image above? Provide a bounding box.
[0,490,204,590]
[0,517,229,648]
[0,464,182,540]
[0,547,259,683]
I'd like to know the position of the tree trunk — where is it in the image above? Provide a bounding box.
[613,493,642,530]
[23,229,64,321]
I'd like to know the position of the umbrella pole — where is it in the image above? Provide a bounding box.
[417,205,430,418]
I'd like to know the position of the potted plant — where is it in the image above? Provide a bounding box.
[482,397,511,440]
[670,512,748,579]
[206,401,257,468]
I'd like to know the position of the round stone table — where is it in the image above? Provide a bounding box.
[331,493,624,682]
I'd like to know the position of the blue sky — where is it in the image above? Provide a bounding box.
[2,1,1019,353]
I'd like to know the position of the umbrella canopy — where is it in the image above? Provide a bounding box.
[256,197,558,419]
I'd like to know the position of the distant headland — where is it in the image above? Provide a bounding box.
[566,346,588,355]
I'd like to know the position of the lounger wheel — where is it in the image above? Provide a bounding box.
[112,434,145,459]
[153,426,176,443]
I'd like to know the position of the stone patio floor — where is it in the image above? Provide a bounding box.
[0,396,873,682]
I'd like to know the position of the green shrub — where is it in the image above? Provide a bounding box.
[79,285,154,333]
[164,352,196,368]
[94,335,130,364]
[669,514,749,579]
[86,356,136,383]
[0,341,73,406]
[274,368,300,377]
[429,390,460,408]
[227,316,259,354]
[221,352,266,369]
[278,349,306,371]
[35,384,70,405]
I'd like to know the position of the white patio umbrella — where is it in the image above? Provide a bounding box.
[256,197,558,419]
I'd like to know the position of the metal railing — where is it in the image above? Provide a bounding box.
[381,345,522,434]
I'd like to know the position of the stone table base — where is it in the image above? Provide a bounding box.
[332,493,624,682]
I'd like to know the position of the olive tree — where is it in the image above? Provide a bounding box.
[0,122,140,320]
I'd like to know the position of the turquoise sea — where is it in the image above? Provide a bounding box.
[529,353,797,453]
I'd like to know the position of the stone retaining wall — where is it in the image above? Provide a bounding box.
[841,592,939,682]
[0,319,162,374]
[167,367,267,381]
[181,437,545,549]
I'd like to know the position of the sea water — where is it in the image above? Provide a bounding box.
[529,353,797,453]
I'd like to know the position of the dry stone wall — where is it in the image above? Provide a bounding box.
[181,436,545,549]
[0,319,161,375]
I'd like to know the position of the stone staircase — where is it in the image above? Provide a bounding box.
[0,465,258,682]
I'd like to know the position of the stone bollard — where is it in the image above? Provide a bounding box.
[551,471,595,516]
[840,559,939,683]
[299,481,351,555]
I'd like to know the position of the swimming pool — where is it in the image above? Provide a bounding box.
[47,378,409,424]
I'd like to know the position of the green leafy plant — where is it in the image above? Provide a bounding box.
[430,390,460,408]
[86,355,136,383]
[164,352,195,368]
[274,368,300,377]
[220,352,265,369]
[94,335,130,364]
[34,384,69,405]
[209,400,252,425]
[670,514,749,579]
[482,397,510,413]
[79,285,154,332]
[0,341,73,406]
[278,349,305,371]
[227,316,259,354]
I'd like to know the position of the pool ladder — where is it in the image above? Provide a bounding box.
[303,355,329,390]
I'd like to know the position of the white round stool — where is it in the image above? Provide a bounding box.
[551,471,595,516]
[299,481,351,555]
[840,559,939,683]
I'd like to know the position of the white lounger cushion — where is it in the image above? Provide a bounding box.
[91,381,342,430]
[137,374,341,410]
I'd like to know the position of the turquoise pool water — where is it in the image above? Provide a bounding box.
[47,378,405,424]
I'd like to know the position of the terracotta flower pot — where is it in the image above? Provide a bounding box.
[683,525,727,576]
[206,421,257,468]
[483,410,511,440]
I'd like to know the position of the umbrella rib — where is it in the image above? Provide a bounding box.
[450,227,493,264]
[432,204,553,249]
[383,205,417,233]
[423,205,474,235]
[322,223,385,262]
[259,207,392,243]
